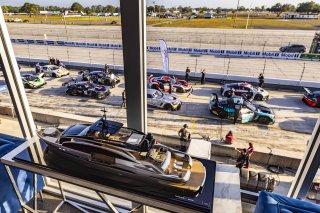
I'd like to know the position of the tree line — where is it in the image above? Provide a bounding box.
[2,1,320,16]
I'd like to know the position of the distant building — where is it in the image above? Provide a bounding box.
[204,12,213,19]
[39,11,61,15]
[63,11,86,17]
[284,13,319,19]
[204,12,227,19]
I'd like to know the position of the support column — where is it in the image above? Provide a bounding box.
[120,0,147,133]
[288,118,320,199]
[0,7,36,139]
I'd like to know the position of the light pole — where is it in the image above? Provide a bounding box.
[232,0,240,28]
[245,3,253,29]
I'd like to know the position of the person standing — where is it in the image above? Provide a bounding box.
[105,64,110,74]
[258,73,264,88]
[121,90,126,108]
[35,63,41,73]
[178,124,191,152]
[185,67,191,83]
[200,69,206,84]
[110,73,115,88]
[169,81,172,94]
[244,143,254,168]
[234,100,242,124]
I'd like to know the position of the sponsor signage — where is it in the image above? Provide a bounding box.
[10,39,320,61]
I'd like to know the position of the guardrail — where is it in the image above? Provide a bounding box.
[11,38,320,61]
[16,56,320,89]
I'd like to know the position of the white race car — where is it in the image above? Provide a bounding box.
[40,65,69,78]
[147,89,182,111]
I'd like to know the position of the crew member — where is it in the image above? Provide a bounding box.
[225,131,234,144]
[200,69,206,84]
[185,67,191,83]
[169,81,172,94]
[178,124,191,152]
[258,73,264,88]
[121,90,126,108]
[105,64,110,74]
[35,63,41,73]
[234,100,242,124]
[110,73,115,88]
[244,143,254,168]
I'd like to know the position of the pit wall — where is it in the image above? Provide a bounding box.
[0,105,301,170]
[11,39,320,61]
[16,57,320,89]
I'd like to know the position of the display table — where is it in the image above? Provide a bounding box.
[1,138,216,213]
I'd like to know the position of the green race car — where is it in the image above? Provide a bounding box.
[21,73,46,89]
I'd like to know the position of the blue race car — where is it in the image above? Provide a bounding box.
[209,94,275,125]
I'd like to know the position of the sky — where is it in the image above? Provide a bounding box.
[1,0,320,8]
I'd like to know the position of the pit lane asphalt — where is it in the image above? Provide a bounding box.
[0,66,319,158]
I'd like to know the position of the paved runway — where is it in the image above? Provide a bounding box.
[7,24,317,51]
[1,66,318,158]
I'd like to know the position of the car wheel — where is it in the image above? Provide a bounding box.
[177,87,184,93]
[218,111,228,119]
[254,94,263,101]
[164,104,173,111]
[96,93,106,100]
[51,73,57,78]
[67,89,78,96]
[258,116,270,125]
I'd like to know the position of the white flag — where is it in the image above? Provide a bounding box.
[159,39,169,74]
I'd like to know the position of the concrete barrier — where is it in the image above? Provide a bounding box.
[0,106,300,170]
[16,57,320,89]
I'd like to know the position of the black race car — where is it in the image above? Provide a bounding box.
[66,81,110,100]
[81,70,120,86]
[303,87,320,107]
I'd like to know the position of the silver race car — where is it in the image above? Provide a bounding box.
[147,89,182,111]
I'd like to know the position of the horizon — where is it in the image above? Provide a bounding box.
[1,0,320,9]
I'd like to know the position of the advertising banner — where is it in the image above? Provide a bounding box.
[159,39,169,74]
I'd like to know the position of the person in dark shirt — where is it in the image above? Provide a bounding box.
[185,67,191,83]
[200,69,206,84]
[258,73,264,88]
[234,100,242,124]
[121,90,126,108]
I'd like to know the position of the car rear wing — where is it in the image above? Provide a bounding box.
[303,87,313,95]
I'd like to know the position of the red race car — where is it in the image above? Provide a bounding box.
[303,87,320,107]
[148,75,192,93]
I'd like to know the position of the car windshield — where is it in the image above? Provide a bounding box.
[23,75,36,81]
[153,90,164,98]
[51,66,59,70]
[85,82,97,88]
[244,101,256,111]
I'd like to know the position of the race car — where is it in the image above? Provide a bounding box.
[147,89,182,111]
[39,65,70,78]
[81,70,120,86]
[302,87,320,107]
[66,81,110,100]
[21,73,46,89]
[221,82,269,101]
[148,75,192,93]
[209,94,275,125]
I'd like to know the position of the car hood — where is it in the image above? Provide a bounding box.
[256,105,274,115]
[254,87,269,96]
